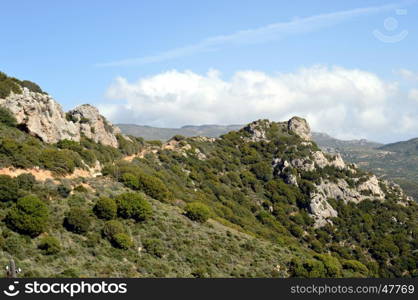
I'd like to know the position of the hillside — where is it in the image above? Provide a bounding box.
[118,123,418,202]
[315,134,418,201]
[0,71,417,278]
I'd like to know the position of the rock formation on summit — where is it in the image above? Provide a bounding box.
[0,88,120,147]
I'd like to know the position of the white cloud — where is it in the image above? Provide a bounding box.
[96,2,400,67]
[98,65,418,142]
[408,88,418,101]
[397,69,418,81]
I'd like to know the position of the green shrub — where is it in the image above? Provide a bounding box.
[315,254,343,277]
[20,80,45,94]
[185,202,211,222]
[38,236,61,255]
[0,107,17,127]
[250,162,272,182]
[143,238,165,257]
[57,184,71,198]
[16,173,37,190]
[0,175,19,202]
[5,195,49,237]
[115,192,153,222]
[112,233,133,249]
[121,173,139,189]
[0,76,22,98]
[102,220,125,241]
[102,220,132,249]
[73,185,88,193]
[94,197,117,220]
[121,171,170,202]
[64,208,91,234]
[342,260,369,276]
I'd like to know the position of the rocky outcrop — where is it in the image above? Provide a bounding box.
[67,104,120,148]
[243,117,312,142]
[0,89,120,147]
[288,116,311,140]
[309,194,338,227]
[312,151,346,169]
[242,119,273,142]
[0,88,79,143]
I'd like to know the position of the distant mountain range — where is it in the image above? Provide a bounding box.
[118,123,418,201]
[117,124,243,141]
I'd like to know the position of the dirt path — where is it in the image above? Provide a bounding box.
[0,167,97,181]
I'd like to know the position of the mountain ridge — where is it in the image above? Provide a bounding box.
[0,70,416,278]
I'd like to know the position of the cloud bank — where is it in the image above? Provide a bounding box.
[99,65,418,142]
[96,2,400,67]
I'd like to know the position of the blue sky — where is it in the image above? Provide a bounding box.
[1,0,418,142]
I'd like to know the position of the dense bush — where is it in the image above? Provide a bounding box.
[142,238,165,258]
[0,175,19,202]
[115,192,153,222]
[38,236,61,255]
[94,197,117,220]
[122,171,170,202]
[250,162,273,182]
[0,72,22,98]
[64,208,91,234]
[112,233,133,250]
[102,220,125,241]
[16,173,37,190]
[185,202,211,222]
[0,107,17,127]
[57,184,71,198]
[102,220,132,249]
[5,195,49,237]
[20,80,45,94]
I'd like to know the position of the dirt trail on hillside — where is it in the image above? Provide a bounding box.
[0,167,96,181]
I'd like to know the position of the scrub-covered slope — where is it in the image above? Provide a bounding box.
[0,71,416,278]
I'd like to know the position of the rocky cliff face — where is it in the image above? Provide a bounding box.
[67,104,120,148]
[240,117,410,227]
[0,89,120,147]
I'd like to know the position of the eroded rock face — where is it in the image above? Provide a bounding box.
[0,90,120,147]
[242,119,273,142]
[0,88,80,143]
[288,116,311,140]
[309,194,338,227]
[67,104,120,148]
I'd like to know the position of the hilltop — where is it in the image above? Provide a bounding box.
[0,71,417,278]
[117,123,418,201]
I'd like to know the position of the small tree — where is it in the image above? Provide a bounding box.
[185,202,211,223]
[64,208,91,234]
[112,233,133,250]
[102,220,132,249]
[115,192,153,222]
[16,173,37,190]
[102,220,125,240]
[6,195,49,237]
[38,236,61,255]
[94,197,117,220]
